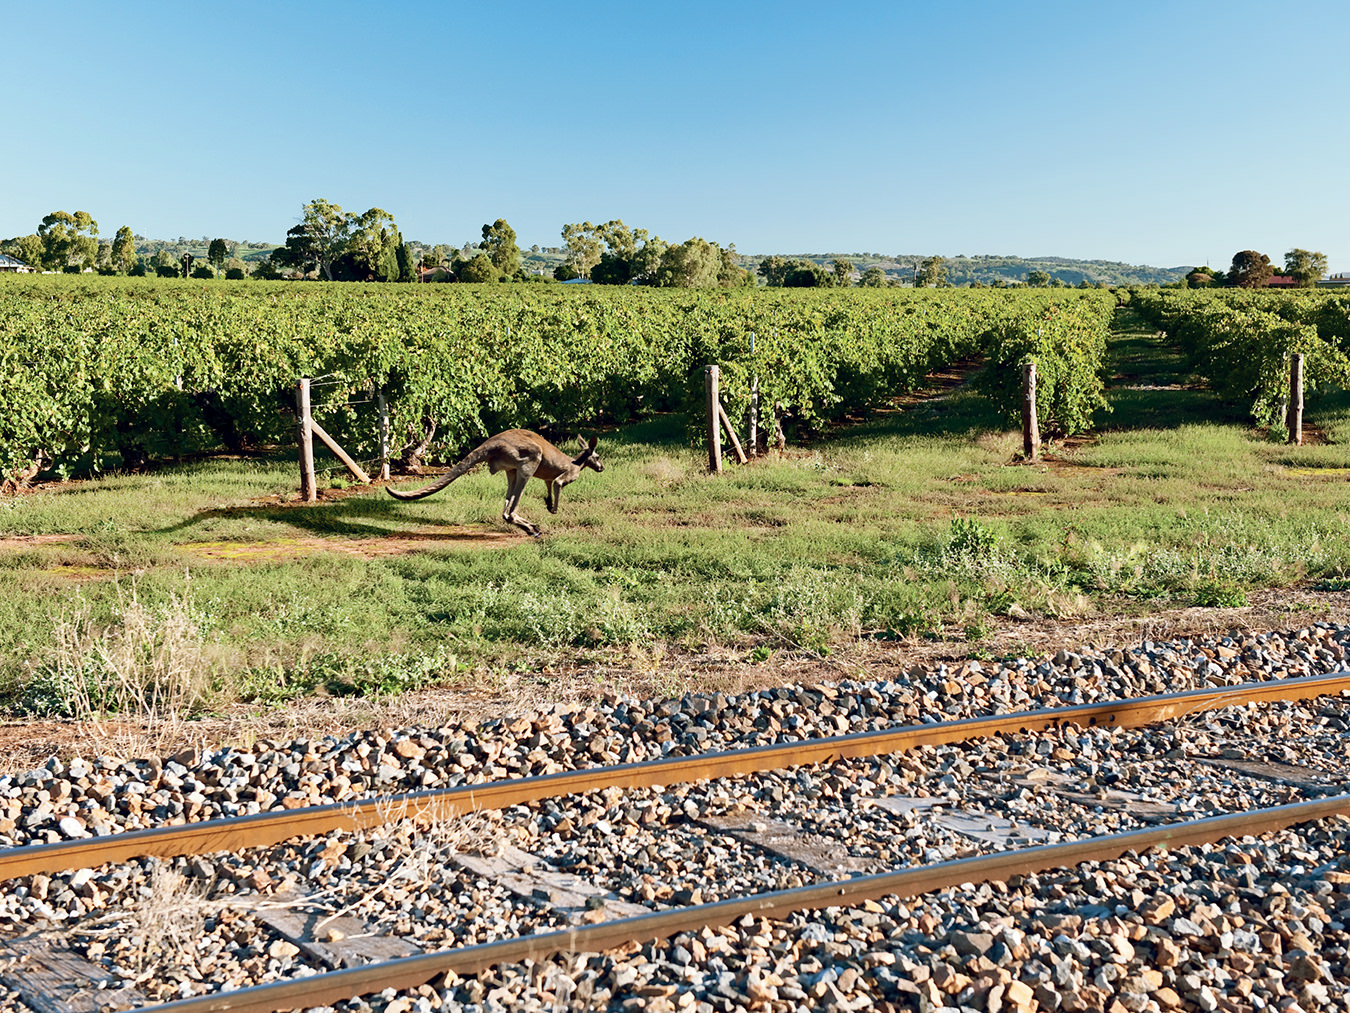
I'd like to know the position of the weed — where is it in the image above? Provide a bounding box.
[1193,584,1249,608]
[946,516,1000,561]
[238,646,469,704]
[963,616,993,642]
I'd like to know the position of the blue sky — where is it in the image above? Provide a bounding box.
[4,1,1348,271]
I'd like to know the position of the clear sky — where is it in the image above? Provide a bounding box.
[4,1,1348,272]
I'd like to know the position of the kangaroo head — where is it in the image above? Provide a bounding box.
[574,435,604,473]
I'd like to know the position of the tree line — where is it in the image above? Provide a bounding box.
[0,213,272,279]
[1184,250,1329,289]
[3,204,1332,291]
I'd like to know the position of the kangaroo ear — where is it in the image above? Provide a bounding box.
[587,435,598,451]
[576,437,587,454]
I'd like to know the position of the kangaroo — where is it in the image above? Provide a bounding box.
[386,429,603,537]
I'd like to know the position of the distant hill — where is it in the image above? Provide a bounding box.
[125,237,1188,286]
[743,253,1189,287]
[133,236,279,264]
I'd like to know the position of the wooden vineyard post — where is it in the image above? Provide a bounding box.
[296,378,317,502]
[1287,353,1304,446]
[705,365,723,474]
[747,331,759,458]
[296,377,373,498]
[1022,362,1040,462]
[309,419,372,485]
[376,389,392,480]
[719,403,748,465]
[748,377,759,457]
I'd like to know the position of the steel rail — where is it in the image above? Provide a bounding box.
[137,793,1350,1013]
[1,670,1347,882]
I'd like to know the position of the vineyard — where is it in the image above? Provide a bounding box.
[0,277,1120,486]
[1132,287,1350,427]
[5,278,1350,707]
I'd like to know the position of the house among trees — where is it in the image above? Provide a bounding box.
[0,253,35,273]
[1320,273,1350,288]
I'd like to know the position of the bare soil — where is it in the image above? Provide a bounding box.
[179,525,522,564]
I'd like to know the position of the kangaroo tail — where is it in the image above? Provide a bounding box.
[386,442,492,501]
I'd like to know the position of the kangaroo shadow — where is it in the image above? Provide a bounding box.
[153,487,521,542]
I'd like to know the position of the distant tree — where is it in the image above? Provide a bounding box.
[225,267,246,280]
[275,198,351,280]
[655,237,724,288]
[757,255,789,287]
[251,255,284,280]
[1229,250,1274,288]
[784,261,827,287]
[395,242,417,282]
[1025,269,1052,287]
[456,250,499,283]
[553,262,580,281]
[208,238,229,270]
[565,220,666,285]
[859,265,886,287]
[831,258,855,288]
[191,264,215,279]
[1284,249,1328,287]
[718,245,752,287]
[110,226,138,274]
[1186,267,1217,288]
[481,219,521,277]
[2,234,45,268]
[916,256,948,288]
[37,211,99,271]
[342,208,400,280]
[151,249,180,275]
[608,221,666,283]
[560,221,605,279]
[590,252,636,285]
[272,199,407,281]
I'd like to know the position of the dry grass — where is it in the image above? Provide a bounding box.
[70,861,235,981]
[39,579,221,760]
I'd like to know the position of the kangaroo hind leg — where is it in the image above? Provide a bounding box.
[502,469,541,537]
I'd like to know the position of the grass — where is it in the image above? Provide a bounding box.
[5,305,1350,715]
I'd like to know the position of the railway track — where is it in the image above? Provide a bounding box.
[1,668,1348,1012]
[3,671,1346,882]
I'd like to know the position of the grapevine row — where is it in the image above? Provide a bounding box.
[1132,288,1350,426]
